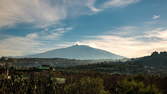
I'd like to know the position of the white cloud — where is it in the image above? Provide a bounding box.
[0,0,99,28]
[0,0,68,28]
[38,27,72,40]
[0,27,72,56]
[87,0,141,13]
[26,33,39,40]
[87,0,101,12]
[108,26,138,36]
[102,0,140,8]
[0,0,142,27]
[145,28,167,40]
[79,27,167,58]
[0,36,41,56]
[152,15,160,20]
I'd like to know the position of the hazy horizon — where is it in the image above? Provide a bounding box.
[0,0,167,58]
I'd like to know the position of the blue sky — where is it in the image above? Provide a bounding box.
[0,0,167,58]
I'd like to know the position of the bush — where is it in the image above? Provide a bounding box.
[117,79,162,94]
[64,77,109,94]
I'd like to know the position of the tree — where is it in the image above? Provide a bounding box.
[151,51,159,56]
[64,77,109,94]
[117,79,162,94]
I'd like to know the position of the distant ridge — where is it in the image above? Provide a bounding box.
[27,45,125,60]
[132,51,167,67]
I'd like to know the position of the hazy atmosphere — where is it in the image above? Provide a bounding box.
[0,0,167,58]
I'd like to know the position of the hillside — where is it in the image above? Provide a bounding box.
[68,51,167,75]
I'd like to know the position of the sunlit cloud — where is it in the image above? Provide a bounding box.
[79,27,167,58]
[0,27,72,56]
[0,36,41,56]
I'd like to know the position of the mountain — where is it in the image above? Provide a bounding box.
[27,45,125,60]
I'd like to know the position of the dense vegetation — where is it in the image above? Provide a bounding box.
[0,69,167,94]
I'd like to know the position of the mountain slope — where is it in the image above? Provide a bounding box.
[28,45,124,60]
[132,51,167,68]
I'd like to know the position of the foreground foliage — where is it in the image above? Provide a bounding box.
[118,79,162,94]
[0,71,165,94]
